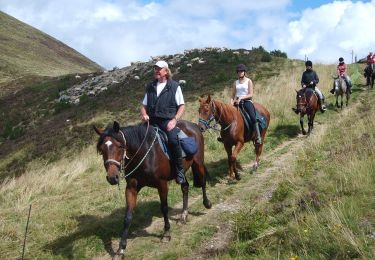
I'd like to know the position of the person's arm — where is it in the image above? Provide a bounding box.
[141,93,149,121]
[141,105,149,121]
[337,65,340,76]
[166,104,185,131]
[230,81,236,105]
[301,73,306,88]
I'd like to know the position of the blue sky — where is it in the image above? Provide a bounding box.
[1,0,374,69]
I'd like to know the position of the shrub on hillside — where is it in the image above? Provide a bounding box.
[270,50,288,58]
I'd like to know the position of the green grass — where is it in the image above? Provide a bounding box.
[225,89,375,259]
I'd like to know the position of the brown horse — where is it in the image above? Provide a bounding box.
[295,88,319,135]
[94,120,212,256]
[198,95,270,179]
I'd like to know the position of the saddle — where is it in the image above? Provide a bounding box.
[238,101,267,134]
[154,127,197,159]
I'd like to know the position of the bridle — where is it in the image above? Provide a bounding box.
[198,100,231,131]
[104,130,128,170]
[104,121,158,179]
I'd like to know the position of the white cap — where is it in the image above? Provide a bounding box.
[154,60,168,69]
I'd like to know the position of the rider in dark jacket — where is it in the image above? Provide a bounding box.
[293,60,326,113]
[141,60,186,184]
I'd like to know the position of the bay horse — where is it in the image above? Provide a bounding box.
[93,120,212,256]
[294,88,319,135]
[332,75,350,109]
[198,95,270,179]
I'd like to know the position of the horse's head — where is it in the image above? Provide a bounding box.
[295,89,307,113]
[94,121,126,185]
[198,95,215,132]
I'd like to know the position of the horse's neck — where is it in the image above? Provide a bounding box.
[213,100,237,125]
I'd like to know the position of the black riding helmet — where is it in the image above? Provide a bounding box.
[305,60,313,67]
[339,57,344,64]
[236,64,247,72]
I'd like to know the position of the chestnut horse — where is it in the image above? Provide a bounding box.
[94,121,212,256]
[295,88,319,135]
[198,95,270,179]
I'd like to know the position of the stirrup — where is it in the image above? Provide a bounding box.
[176,170,186,184]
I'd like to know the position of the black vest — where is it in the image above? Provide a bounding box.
[146,79,179,119]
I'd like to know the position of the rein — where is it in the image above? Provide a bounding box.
[104,121,156,179]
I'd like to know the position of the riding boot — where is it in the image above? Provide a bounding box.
[254,122,262,145]
[172,145,186,184]
[320,98,327,113]
[330,87,335,94]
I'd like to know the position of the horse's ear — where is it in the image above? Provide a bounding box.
[113,121,120,133]
[295,89,298,93]
[93,125,103,136]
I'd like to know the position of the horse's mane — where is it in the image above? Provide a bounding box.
[96,123,152,153]
[213,99,237,113]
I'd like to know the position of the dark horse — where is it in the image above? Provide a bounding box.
[364,64,375,89]
[198,95,270,179]
[295,88,319,135]
[94,120,212,256]
[332,75,350,109]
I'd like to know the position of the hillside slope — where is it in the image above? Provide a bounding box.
[0,56,373,259]
[0,11,103,88]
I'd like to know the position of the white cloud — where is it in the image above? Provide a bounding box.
[274,0,375,63]
[0,0,373,68]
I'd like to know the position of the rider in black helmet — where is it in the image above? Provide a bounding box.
[293,60,327,113]
[330,57,352,94]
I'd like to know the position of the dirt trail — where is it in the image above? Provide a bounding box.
[96,95,361,259]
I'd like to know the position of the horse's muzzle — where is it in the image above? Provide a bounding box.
[106,174,119,185]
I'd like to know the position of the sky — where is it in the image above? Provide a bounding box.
[1,0,374,69]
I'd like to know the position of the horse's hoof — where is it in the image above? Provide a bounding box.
[179,211,188,224]
[252,163,259,173]
[204,200,212,209]
[161,235,171,243]
[302,131,307,135]
[235,173,241,180]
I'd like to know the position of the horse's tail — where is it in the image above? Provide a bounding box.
[192,164,211,188]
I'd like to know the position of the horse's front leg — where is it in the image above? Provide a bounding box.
[340,95,343,109]
[180,182,190,223]
[224,142,235,179]
[158,181,171,242]
[118,185,138,255]
[231,141,244,180]
[336,95,339,108]
[300,115,307,135]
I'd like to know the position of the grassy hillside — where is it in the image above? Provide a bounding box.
[0,11,103,90]
[0,47,284,180]
[1,44,373,259]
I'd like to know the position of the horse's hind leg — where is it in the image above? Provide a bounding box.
[158,181,171,242]
[191,163,212,209]
[118,186,138,255]
[252,143,263,172]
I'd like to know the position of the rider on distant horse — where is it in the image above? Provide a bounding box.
[293,60,326,113]
[364,52,375,85]
[231,64,262,144]
[140,60,186,184]
[330,57,352,94]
